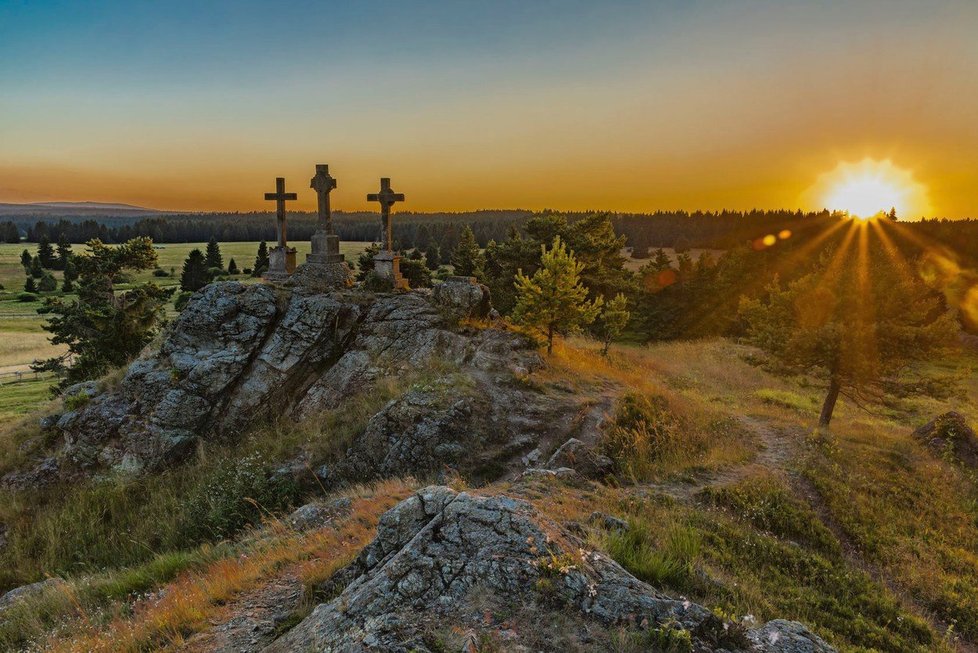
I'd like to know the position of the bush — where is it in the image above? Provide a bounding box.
[601,392,683,478]
[17,292,38,302]
[152,268,170,278]
[183,453,298,541]
[243,268,253,276]
[174,291,192,312]
[361,271,393,293]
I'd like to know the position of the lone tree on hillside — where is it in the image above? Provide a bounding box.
[513,236,602,354]
[451,225,483,278]
[739,248,958,427]
[253,241,269,277]
[593,292,631,355]
[180,249,210,292]
[227,258,239,275]
[20,249,32,269]
[34,237,172,388]
[205,236,224,270]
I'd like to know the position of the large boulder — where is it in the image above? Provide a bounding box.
[36,284,549,482]
[913,411,978,467]
[265,487,835,652]
[431,276,491,320]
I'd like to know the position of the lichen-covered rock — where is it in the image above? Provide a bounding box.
[748,619,836,652]
[546,437,615,478]
[264,487,835,652]
[38,283,549,482]
[432,276,491,320]
[913,411,978,467]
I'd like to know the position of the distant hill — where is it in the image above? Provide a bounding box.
[0,201,178,217]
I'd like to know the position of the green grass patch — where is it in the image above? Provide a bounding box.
[753,388,816,412]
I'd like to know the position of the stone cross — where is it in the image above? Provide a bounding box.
[264,177,298,249]
[310,164,337,234]
[367,177,405,252]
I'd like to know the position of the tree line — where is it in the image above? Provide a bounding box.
[5,210,978,267]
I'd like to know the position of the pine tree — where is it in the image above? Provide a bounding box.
[34,237,171,388]
[21,249,32,269]
[24,276,37,293]
[205,236,224,270]
[424,244,441,270]
[512,237,603,354]
[30,256,44,278]
[451,226,483,278]
[739,247,958,427]
[180,249,210,292]
[227,258,239,275]
[55,233,72,271]
[1,221,19,243]
[593,293,630,355]
[253,241,269,277]
[37,236,56,268]
[63,258,79,286]
[38,273,57,292]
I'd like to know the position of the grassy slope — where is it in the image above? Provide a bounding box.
[0,337,975,651]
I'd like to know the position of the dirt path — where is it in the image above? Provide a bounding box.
[181,573,304,653]
[639,414,801,503]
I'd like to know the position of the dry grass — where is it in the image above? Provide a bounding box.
[0,332,65,369]
[10,478,419,653]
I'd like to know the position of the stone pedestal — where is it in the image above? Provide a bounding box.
[263,245,297,283]
[289,231,353,291]
[307,231,345,265]
[374,250,409,290]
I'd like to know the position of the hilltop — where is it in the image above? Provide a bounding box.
[0,281,975,652]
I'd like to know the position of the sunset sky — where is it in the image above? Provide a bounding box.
[1,1,976,217]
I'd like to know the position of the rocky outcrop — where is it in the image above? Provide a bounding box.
[265,486,835,653]
[913,411,978,467]
[28,282,576,483]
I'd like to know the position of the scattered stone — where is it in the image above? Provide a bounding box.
[287,497,353,532]
[0,578,64,614]
[546,437,614,478]
[1,457,59,491]
[520,467,577,480]
[748,619,836,653]
[913,411,978,467]
[588,511,628,533]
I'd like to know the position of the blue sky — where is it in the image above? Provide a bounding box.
[1,1,976,215]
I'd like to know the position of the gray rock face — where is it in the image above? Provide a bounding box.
[748,619,836,653]
[264,487,835,653]
[432,277,491,320]
[40,283,548,480]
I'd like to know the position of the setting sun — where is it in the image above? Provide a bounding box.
[805,159,931,219]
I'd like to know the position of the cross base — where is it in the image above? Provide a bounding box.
[373,251,409,290]
[263,245,297,283]
[308,231,345,264]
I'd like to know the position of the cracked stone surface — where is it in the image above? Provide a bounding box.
[20,282,564,486]
[264,486,836,653]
